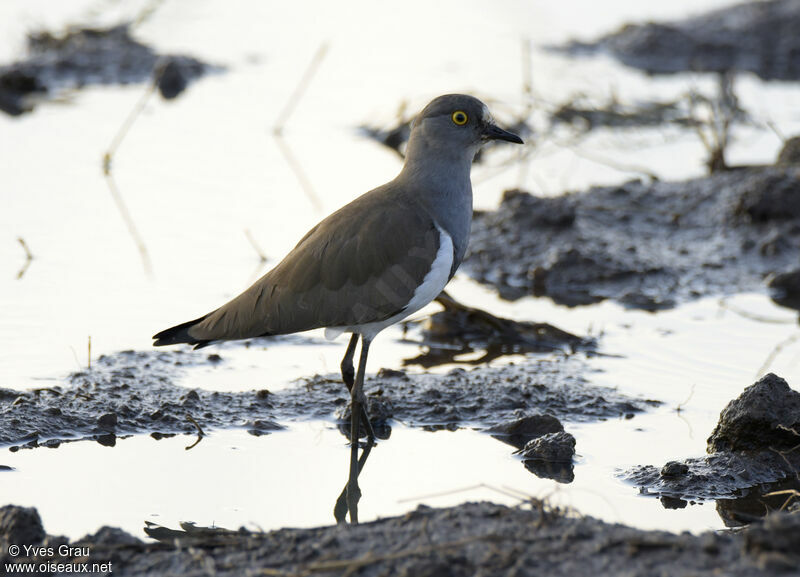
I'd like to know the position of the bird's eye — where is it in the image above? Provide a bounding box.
[451,110,468,126]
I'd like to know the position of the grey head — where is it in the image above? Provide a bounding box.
[403,94,523,172]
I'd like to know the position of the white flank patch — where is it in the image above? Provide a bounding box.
[325,226,454,340]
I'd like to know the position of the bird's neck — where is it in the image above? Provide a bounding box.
[400,132,477,196]
[397,131,476,268]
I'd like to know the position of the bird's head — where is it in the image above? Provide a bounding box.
[408,94,523,161]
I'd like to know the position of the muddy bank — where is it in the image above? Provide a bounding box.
[0,24,216,116]
[0,349,656,450]
[556,0,800,80]
[2,501,800,576]
[623,374,800,526]
[465,166,800,310]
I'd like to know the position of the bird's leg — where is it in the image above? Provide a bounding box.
[341,333,375,441]
[347,335,372,523]
[340,333,358,390]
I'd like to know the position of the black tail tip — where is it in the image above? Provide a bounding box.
[152,315,210,348]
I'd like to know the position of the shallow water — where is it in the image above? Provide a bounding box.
[2,0,800,539]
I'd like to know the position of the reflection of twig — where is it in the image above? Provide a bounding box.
[272,43,328,213]
[102,67,164,276]
[758,333,800,378]
[397,482,528,504]
[673,383,696,438]
[16,237,33,279]
[244,229,268,263]
[273,135,322,212]
[185,415,205,450]
[104,171,154,275]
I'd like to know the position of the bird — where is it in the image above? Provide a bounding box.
[152,94,523,522]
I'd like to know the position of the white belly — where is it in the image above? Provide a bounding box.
[325,225,454,341]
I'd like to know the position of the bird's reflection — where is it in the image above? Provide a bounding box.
[333,437,376,525]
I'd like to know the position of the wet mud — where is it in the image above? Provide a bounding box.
[0,349,656,451]
[556,0,800,80]
[0,24,215,116]
[623,374,800,526]
[465,165,800,310]
[3,501,800,576]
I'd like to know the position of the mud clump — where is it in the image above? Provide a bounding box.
[0,350,658,450]
[623,374,800,526]
[556,0,800,81]
[466,168,800,310]
[487,413,564,449]
[516,430,577,483]
[708,373,800,452]
[516,431,576,463]
[5,501,800,576]
[0,24,216,116]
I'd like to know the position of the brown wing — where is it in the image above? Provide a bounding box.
[185,186,440,341]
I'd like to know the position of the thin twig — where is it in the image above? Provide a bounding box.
[103,81,158,175]
[273,43,329,135]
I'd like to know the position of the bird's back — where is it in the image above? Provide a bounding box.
[171,181,444,344]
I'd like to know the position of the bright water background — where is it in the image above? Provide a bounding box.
[1,0,800,539]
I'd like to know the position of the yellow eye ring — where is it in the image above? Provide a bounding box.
[451,110,468,126]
